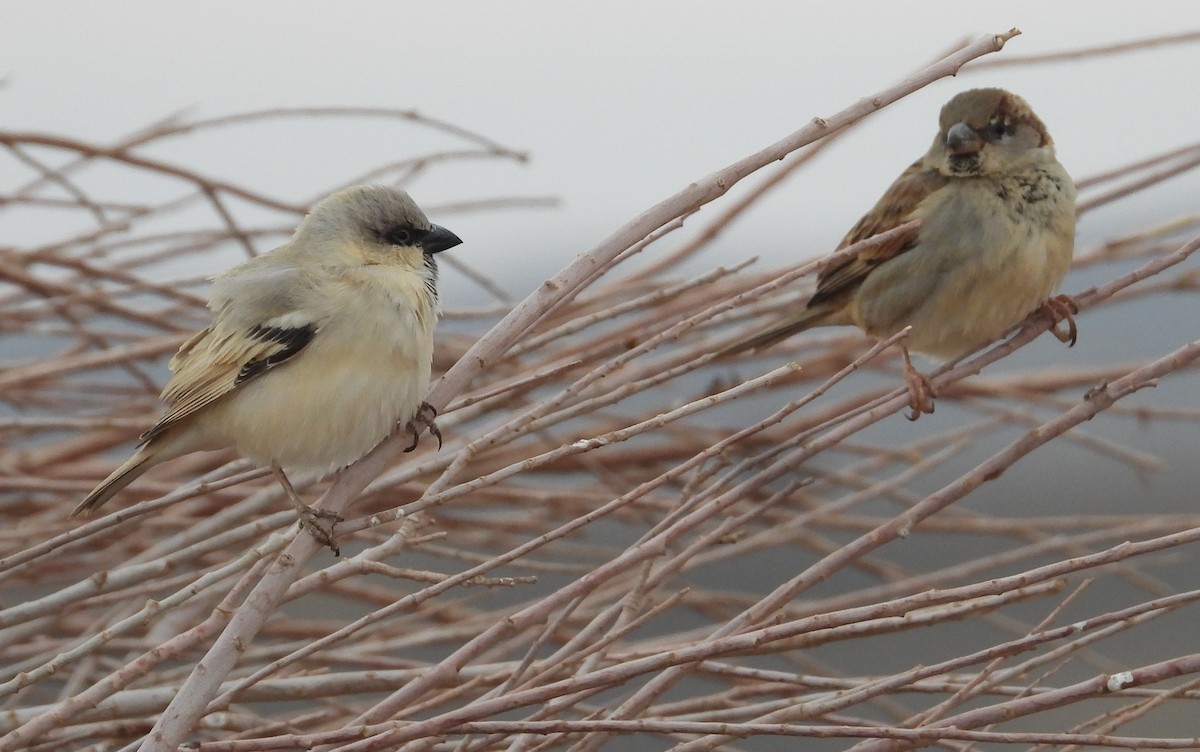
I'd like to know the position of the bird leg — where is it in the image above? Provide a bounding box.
[901,348,937,421]
[404,401,442,452]
[271,463,342,556]
[1040,294,1079,347]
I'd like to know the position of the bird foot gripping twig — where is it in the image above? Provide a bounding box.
[404,401,442,453]
[901,349,938,421]
[272,464,342,556]
[1041,293,1080,347]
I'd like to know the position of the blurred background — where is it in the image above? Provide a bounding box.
[4,1,1199,288]
[6,0,1198,560]
[3,3,1200,750]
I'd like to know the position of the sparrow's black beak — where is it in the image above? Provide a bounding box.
[420,224,463,255]
[946,122,983,156]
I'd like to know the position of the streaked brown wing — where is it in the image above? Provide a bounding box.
[807,159,947,309]
[139,320,316,443]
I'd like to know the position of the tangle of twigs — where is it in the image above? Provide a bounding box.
[2,29,1200,752]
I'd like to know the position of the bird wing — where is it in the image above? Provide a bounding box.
[806,159,947,309]
[139,265,320,444]
[718,158,947,359]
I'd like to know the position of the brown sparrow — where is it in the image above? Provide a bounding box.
[726,88,1077,418]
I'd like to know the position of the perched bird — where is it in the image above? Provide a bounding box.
[73,185,462,551]
[725,88,1078,418]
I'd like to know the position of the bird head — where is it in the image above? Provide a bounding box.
[929,88,1055,178]
[295,185,462,268]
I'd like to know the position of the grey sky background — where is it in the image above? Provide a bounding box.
[3,4,1197,453]
[5,2,1198,473]
[5,2,1199,305]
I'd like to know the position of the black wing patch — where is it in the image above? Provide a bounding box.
[235,323,317,385]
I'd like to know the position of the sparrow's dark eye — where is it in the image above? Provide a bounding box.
[386,226,415,246]
[987,117,1011,140]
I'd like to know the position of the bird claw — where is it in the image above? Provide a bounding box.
[296,506,343,556]
[900,349,937,421]
[1041,294,1079,347]
[903,369,938,421]
[404,402,442,453]
[271,464,342,555]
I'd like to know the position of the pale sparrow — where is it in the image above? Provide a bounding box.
[73,185,462,551]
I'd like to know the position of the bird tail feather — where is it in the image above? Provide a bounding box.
[72,449,155,517]
[717,305,833,359]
